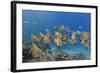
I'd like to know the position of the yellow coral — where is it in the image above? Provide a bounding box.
[80,32,90,49]
[80,32,89,42]
[32,44,42,58]
[54,37,62,47]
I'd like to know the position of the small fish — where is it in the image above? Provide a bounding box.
[24,20,29,24]
[45,29,49,32]
[33,21,37,24]
[78,26,82,29]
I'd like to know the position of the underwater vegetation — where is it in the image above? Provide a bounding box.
[22,25,91,63]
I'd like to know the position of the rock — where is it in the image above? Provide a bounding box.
[55,55,66,61]
[23,48,33,62]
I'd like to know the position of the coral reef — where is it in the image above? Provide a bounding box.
[23,25,91,63]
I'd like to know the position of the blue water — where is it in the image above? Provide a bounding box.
[22,10,91,58]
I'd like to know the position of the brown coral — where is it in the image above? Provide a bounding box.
[32,43,43,58]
